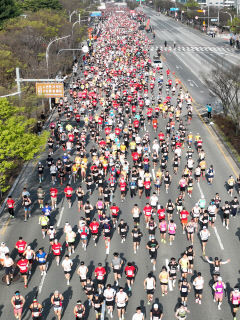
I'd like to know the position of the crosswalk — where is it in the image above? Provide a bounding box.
[150,45,233,53]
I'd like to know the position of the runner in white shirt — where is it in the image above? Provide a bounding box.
[144,273,156,305]
[132,307,145,320]
[193,272,204,304]
[199,227,210,255]
[103,284,116,318]
[115,287,128,320]
[0,242,9,266]
[62,255,73,286]
[77,261,88,287]
[150,193,158,214]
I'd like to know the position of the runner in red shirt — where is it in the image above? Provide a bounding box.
[119,181,127,201]
[64,184,73,208]
[16,237,27,256]
[158,131,165,145]
[125,262,136,291]
[144,180,151,199]
[95,263,106,294]
[75,113,80,123]
[89,218,99,246]
[7,196,15,218]
[98,116,103,130]
[133,119,140,132]
[157,206,166,221]
[180,208,189,234]
[115,127,121,136]
[50,187,58,209]
[143,203,153,224]
[110,203,120,227]
[51,239,62,266]
[17,257,29,288]
[105,126,111,136]
[132,151,139,163]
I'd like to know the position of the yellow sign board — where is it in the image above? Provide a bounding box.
[197,10,203,12]
[36,83,64,98]
[203,21,205,25]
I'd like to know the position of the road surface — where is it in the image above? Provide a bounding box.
[0,8,239,320]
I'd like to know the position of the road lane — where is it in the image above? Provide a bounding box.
[0,8,239,320]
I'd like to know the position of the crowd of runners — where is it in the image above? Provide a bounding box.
[1,5,240,320]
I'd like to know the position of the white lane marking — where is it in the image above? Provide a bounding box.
[214,227,224,250]
[101,301,106,320]
[165,258,169,270]
[165,258,172,291]
[191,80,199,87]
[106,241,110,255]
[197,182,204,198]
[38,262,49,294]
[152,168,156,180]
[57,207,64,227]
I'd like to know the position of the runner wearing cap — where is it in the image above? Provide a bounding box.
[29,298,43,319]
[11,291,25,320]
[73,300,85,319]
[150,303,163,320]
[51,290,64,320]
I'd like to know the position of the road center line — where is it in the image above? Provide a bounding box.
[38,262,49,295]
[197,182,204,198]
[101,301,106,320]
[213,227,224,250]
[57,207,64,227]
[152,168,156,180]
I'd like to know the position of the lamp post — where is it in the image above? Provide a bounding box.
[221,11,233,23]
[69,10,77,22]
[46,35,71,78]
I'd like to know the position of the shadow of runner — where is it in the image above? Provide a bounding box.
[62,286,73,319]
[22,286,38,319]
[0,305,4,318]
[41,292,53,319]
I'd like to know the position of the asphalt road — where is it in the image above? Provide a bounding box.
[143,6,240,111]
[0,9,239,320]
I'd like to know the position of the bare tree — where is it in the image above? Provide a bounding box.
[204,65,240,134]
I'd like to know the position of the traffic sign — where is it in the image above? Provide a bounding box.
[36,83,64,98]
[211,18,218,22]
[170,8,179,11]
[197,10,203,12]
[90,11,102,17]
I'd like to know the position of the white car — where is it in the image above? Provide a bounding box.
[153,56,162,69]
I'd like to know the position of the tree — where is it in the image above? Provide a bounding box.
[184,0,199,9]
[0,0,20,23]
[126,1,139,10]
[228,17,240,34]
[0,98,48,192]
[19,0,62,12]
[204,65,240,134]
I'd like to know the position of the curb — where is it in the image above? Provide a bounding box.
[211,123,240,171]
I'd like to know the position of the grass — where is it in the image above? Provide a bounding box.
[213,114,240,164]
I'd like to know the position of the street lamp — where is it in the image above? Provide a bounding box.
[46,35,71,78]
[72,14,81,37]
[69,10,77,22]
[221,11,233,23]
